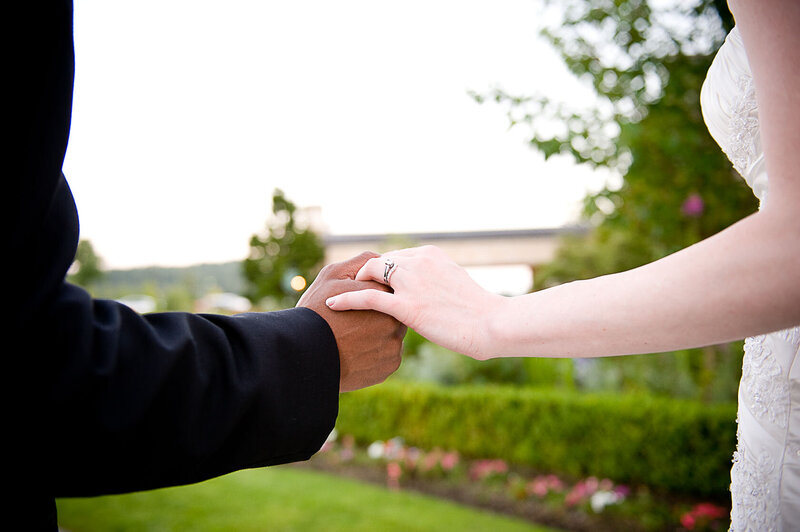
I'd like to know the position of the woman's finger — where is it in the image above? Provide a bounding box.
[355,256,404,286]
[326,288,399,317]
[354,257,385,283]
[354,246,446,284]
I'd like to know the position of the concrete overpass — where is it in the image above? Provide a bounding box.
[323,226,586,267]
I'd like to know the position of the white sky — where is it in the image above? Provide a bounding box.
[64,0,609,272]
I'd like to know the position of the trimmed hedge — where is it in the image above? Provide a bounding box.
[337,383,737,497]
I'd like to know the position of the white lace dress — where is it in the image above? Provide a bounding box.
[701,26,800,531]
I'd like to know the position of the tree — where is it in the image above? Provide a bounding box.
[471,2,755,292]
[243,189,325,308]
[476,0,733,169]
[474,0,754,286]
[503,0,756,282]
[534,52,758,289]
[69,239,104,289]
[474,0,755,401]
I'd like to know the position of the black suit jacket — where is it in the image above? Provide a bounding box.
[8,3,339,529]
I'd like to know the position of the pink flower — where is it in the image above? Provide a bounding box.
[495,460,509,474]
[614,485,630,498]
[527,477,550,498]
[682,193,704,217]
[421,449,442,472]
[387,462,402,479]
[468,462,484,481]
[339,447,354,462]
[440,451,460,471]
[404,447,421,470]
[525,475,564,498]
[545,475,564,492]
[565,484,586,506]
[694,503,727,519]
[680,502,728,530]
[387,462,402,490]
[469,459,509,481]
[565,477,604,506]
[381,437,406,461]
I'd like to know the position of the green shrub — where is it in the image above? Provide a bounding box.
[337,383,736,497]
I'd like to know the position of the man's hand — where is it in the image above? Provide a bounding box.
[298,252,406,392]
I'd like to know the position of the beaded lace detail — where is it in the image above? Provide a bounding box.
[726,75,758,177]
[740,335,790,428]
[730,422,780,532]
[730,335,791,530]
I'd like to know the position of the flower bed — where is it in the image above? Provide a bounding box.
[303,430,730,532]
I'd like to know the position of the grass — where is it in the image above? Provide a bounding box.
[57,466,560,531]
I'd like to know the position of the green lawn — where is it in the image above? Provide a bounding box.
[57,466,559,531]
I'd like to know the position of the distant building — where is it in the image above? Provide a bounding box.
[116,294,157,314]
[195,292,252,314]
[322,226,587,296]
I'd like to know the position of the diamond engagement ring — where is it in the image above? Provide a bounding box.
[383,258,398,285]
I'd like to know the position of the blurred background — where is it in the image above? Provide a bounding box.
[60,0,753,530]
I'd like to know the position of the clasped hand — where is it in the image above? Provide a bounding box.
[297,252,406,392]
[325,246,504,360]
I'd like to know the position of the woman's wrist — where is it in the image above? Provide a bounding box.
[478,293,516,361]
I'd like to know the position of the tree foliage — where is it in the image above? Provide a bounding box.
[472,0,757,287]
[472,0,757,401]
[477,0,733,169]
[243,189,325,308]
[69,239,104,289]
[534,52,758,288]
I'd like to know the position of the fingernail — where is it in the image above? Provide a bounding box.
[326,297,335,307]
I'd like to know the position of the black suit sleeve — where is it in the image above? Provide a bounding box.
[8,0,340,514]
[44,286,339,496]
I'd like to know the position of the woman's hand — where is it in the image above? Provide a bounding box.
[325,246,506,360]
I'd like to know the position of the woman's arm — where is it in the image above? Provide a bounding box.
[326,0,800,360]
